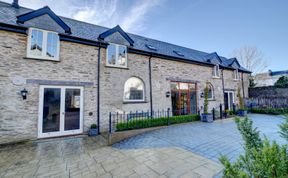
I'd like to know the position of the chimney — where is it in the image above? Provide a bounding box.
[12,0,19,8]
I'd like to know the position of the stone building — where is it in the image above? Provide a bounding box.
[0,1,250,144]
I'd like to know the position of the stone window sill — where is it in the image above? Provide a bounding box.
[105,65,129,70]
[23,57,60,62]
[212,76,221,79]
[123,100,148,104]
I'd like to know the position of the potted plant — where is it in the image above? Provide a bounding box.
[88,124,98,136]
[237,87,247,117]
[201,83,213,122]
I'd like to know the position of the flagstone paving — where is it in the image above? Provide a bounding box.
[0,114,285,178]
[114,114,286,163]
[0,135,223,178]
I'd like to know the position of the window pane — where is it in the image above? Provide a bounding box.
[179,83,188,90]
[118,45,127,66]
[30,29,43,56]
[208,85,213,99]
[42,88,61,133]
[46,33,58,58]
[124,77,144,100]
[65,89,80,131]
[170,82,178,90]
[107,44,116,65]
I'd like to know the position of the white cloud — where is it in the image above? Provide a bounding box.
[2,0,163,33]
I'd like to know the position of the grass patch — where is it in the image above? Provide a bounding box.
[250,108,288,115]
[116,114,200,131]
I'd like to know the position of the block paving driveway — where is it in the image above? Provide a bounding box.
[0,114,285,178]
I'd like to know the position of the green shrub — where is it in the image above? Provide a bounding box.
[220,117,288,178]
[116,114,200,131]
[250,108,288,115]
[279,116,288,140]
[90,124,97,129]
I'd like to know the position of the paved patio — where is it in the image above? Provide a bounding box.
[0,114,285,178]
[0,136,222,178]
[114,114,286,162]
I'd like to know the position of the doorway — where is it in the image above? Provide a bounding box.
[38,86,83,138]
[171,82,198,115]
[224,91,234,111]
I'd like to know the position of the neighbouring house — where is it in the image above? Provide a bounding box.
[0,1,250,144]
[254,70,288,87]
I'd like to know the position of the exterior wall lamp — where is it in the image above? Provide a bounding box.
[200,92,204,98]
[166,91,171,98]
[20,88,28,100]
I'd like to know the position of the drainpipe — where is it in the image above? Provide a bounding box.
[97,45,101,134]
[148,55,153,113]
[241,72,245,98]
[221,68,225,104]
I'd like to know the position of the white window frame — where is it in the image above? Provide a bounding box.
[27,28,60,61]
[123,77,145,102]
[38,85,84,138]
[106,43,128,68]
[212,64,220,78]
[207,83,214,100]
[233,69,240,80]
[225,91,235,110]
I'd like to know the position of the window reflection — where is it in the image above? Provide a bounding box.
[124,77,144,101]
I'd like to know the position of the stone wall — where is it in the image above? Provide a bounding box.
[0,30,99,144]
[249,86,288,98]
[0,30,250,144]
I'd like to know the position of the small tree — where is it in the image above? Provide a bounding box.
[237,87,244,110]
[203,83,209,114]
[274,76,288,88]
[220,117,288,178]
[279,116,288,140]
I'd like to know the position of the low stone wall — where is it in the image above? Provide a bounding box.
[249,86,288,98]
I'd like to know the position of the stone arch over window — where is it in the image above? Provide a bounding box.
[207,83,214,100]
[123,77,145,101]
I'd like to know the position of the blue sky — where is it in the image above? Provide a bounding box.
[5,0,288,71]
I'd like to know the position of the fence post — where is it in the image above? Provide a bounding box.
[167,108,170,126]
[212,108,215,120]
[109,112,112,133]
[220,104,223,119]
[233,104,236,115]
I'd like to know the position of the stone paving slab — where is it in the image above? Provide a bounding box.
[0,135,223,178]
[114,114,286,163]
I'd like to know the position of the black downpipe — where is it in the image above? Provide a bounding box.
[221,69,225,105]
[148,55,153,113]
[97,46,101,134]
[241,73,245,98]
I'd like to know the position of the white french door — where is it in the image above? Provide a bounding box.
[38,86,83,138]
[224,91,234,111]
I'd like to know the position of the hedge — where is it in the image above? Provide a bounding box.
[250,108,288,115]
[116,114,200,131]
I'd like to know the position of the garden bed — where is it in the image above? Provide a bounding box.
[116,114,200,131]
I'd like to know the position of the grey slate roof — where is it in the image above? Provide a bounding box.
[0,1,250,73]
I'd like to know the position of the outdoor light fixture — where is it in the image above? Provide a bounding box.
[20,88,28,100]
[166,91,171,98]
[200,92,204,98]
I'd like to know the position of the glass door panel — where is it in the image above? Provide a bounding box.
[190,91,197,114]
[64,89,81,131]
[180,91,188,115]
[229,92,234,110]
[42,88,61,133]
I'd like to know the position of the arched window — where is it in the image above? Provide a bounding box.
[124,77,145,101]
[207,83,214,100]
